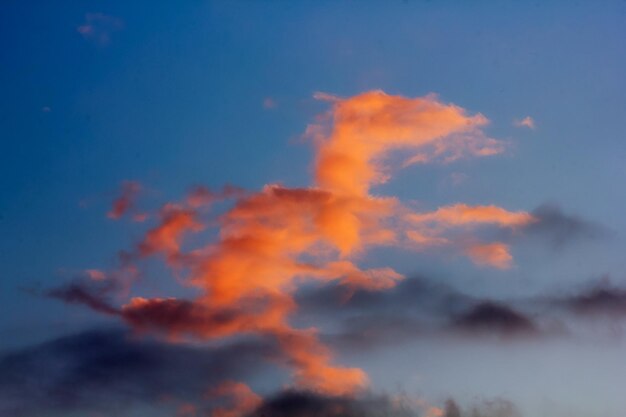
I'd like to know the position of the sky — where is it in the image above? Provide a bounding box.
[1,1,626,417]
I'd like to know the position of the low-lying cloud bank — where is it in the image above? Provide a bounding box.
[0,328,523,417]
[0,329,282,417]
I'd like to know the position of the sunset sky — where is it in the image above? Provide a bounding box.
[2,2,626,417]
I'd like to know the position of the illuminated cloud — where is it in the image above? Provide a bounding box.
[209,381,262,417]
[51,90,533,397]
[464,242,513,269]
[77,13,124,45]
[409,204,534,228]
[310,90,503,196]
[513,116,535,129]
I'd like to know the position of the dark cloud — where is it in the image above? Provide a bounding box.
[558,280,626,317]
[0,329,279,417]
[299,277,541,346]
[45,279,119,316]
[445,397,521,417]
[444,399,461,417]
[451,301,538,338]
[298,276,473,319]
[247,390,416,417]
[247,391,524,417]
[523,204,608,249]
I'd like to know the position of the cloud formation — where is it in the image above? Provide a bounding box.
[49,90,534,399]
[523,204,608,249]
[248,390,417,417]
[107,180,142,220]
[452,301,537,337]
[556,279,626,318]
[0,329,278,417]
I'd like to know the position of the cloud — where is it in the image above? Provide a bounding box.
[0,327,529,417]
[297,276,473,320]
[48,90,533,397]
[263,97,277,109]
[296,277,544,347]
[46,279,120,315]
[310,90,503,196]
[77,13,123,45]
[513,116,535,129]
[0,329,279,417]
[443,398,521,417]
[463,242,513,269]
[210,381,262,417]
[107,180,142,220]
[248,390,523,417]
[451,301,538,338]
[522,204,608,249]
[408,204,534,228]
[556,279,626,318]
[248,390,418,417]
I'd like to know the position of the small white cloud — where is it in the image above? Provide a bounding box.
[77,13,123,45]
[513,116,535,129]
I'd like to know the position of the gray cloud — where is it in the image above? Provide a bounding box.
[554,279,626,317]
[0,329,279,417]
[523,204,609,249]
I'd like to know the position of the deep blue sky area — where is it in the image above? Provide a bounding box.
[1,2,626,416]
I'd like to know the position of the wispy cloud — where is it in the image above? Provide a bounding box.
[513,116,535,129]
[77,13,123,45]
[107,180,142,220]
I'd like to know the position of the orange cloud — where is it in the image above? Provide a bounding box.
[209,381,262,417]
[137,203,204,263]
[408,204,535,228]
[310,90,503,196]
[464,242,513,269]
[70,90,532,397]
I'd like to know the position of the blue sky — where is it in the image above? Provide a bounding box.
[2,2,626,416]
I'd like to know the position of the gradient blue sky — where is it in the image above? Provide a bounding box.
[2,2,626,416]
